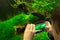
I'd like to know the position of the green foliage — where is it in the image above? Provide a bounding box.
[33,32,50,40]
[28,13,39,23]
[0,23,15,40]
[10,0,57,20]
[11,0,57,12]
[2,13,38,26]
[11,36,23,40]
[0,13,39,40]
[32,0,56,13]
[10,0,22,8]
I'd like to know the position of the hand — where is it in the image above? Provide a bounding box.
[23,24,35,40]
[46,21,53,35]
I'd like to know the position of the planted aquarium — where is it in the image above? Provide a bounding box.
[0,0,60,40]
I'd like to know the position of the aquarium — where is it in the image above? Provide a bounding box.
[0,0,60,40]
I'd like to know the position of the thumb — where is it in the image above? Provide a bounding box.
[35,30,42,34]
[45,21,53,35]
[45,21,52,30]
[33,30,42,36]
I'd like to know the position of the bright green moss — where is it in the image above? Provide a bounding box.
[33,32,50,40]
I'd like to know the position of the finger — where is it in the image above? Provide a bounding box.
[45,21,50,31]
[45,21,52,32]
[48,22,51,26]
[45,21,49,26]
[29,24,33,32]
[32,24,35,33]
[35,30,42,34]
[32,24,35,30]
[46,21,50,29]
[31,24,33,30]
[26,24,31,30]
[35,30,42,32]
[46,21,51,27]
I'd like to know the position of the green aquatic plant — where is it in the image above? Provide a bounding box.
[10,0,57,21]
[10,0,56,13]
[33,32,50,40]
[0,13,39,40]
[32,0,56,13]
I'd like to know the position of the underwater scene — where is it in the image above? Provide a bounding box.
[0,0,60,40]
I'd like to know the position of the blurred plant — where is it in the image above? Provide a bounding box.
[11,35,23,40]
[0,22,15,40]
[10,0,57,20]
[2,13,39,26]
[10,0,22,8]
[0,13,39,40]
[32,0,56,13]
[33,32,50,40]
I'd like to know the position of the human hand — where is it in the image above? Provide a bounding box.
[46,21,53,35]
[23,24,35,40]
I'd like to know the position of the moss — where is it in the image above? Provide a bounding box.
[33,32,50,40]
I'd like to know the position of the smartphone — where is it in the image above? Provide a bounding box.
[35,23,46,33]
